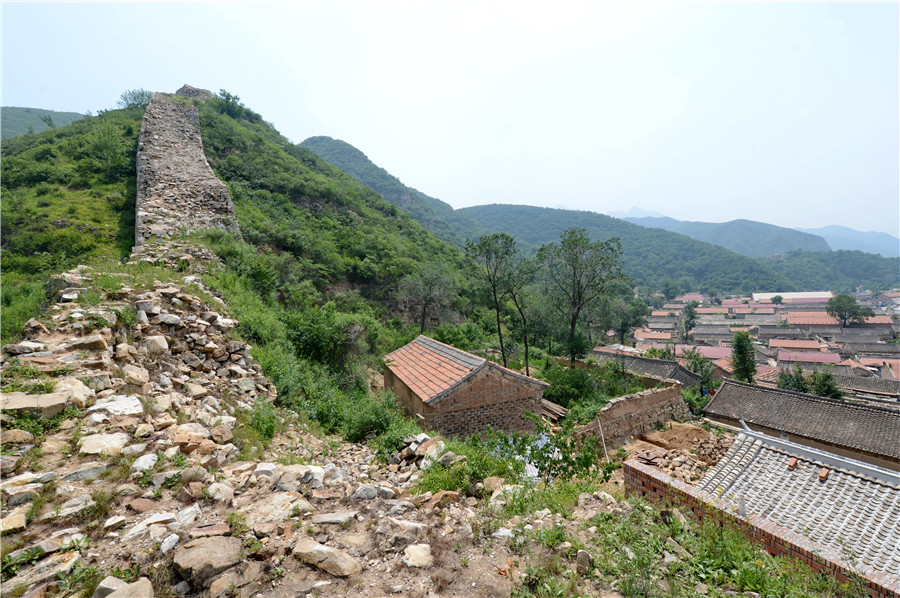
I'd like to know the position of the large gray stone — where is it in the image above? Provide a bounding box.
[0,392,68,418]
[173,536,243,585]
[55,377,95,408]
[402,543,433,568]
[106,577,155,598]
[88,395,144,416]
[292,539,361,577]
[79,432,130,455]
[62,461,108,481]
[144,336,169,354]
[90,575,128,598]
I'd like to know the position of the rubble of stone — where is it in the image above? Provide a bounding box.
[134,92,239,246]
[654,435,734,483]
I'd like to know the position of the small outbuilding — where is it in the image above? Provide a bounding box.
[383,335,548,438]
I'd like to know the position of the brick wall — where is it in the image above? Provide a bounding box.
[577,383,689,449]
[624,461,900,598]
[426,366,542,438]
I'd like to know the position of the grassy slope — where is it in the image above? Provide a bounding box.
[625,216,832,258]
[2,107,86,139]
[300,135,487,248]
[198,102,468,295]
[1,107,141,343]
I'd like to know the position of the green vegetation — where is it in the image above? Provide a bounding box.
[825,293,876,328]
[777,364,843,399]
[299,135,486,247]
[730,331,756,383]
[583,500,865,598]
[459,204,899,293]
[623,216,832,258]
[1,104,142,344]
[2,107,86,140]
[541,359,643,423]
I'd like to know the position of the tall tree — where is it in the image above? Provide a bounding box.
[612,296,649,345]
[730,330,756,383]
[397,265,455,334]
[826,294,875,328]
[537,228,625,364]
[682,300,699,340]
[466,233,517,367]
[504,257,539,375]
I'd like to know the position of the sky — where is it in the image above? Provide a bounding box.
[2,1,899,236]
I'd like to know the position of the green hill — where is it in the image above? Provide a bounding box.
[459,204,900,293]
[299,136,486,247]
[2,106,86,139]
[624,216,831,258]
[198,102,467,292]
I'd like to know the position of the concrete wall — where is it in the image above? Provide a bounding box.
[576,383,689,449]
[624,461,899,598]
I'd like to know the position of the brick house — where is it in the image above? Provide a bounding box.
[383,336,548,438]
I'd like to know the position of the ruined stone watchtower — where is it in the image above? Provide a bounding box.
[134,85,238,248]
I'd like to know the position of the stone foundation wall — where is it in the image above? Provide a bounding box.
[134,91,238,247]
[624,461,900,598]
[576,383,688,448]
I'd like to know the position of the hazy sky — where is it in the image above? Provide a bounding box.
[3,1,898,235]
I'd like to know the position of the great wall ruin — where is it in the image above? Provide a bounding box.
[133,85,238,248]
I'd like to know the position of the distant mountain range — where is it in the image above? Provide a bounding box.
[301,136,899,292]
[622,216,831,258]
[2,107,85,139]
[795,225,899,259]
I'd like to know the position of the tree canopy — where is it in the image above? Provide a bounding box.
[826,294,875,328]
[730,331,756,383]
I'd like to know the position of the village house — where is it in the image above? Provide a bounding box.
[703,380,900,471]
[383,335,548,438]
[590,351,701,387]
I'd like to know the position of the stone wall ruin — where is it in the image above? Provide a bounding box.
[134,89,238,247]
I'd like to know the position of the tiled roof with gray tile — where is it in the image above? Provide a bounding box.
[704,380,900,459]
[591,353,701,387]
[833,375,900,398]
[698,430,900,575]
[704,380,900,460]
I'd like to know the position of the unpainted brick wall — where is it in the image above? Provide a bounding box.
[624,461,900,598]
[577,383,689,449]
[425,366,542,437]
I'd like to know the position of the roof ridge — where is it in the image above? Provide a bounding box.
[716,379,899,415]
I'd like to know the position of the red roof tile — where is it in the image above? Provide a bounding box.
[384,336,546,404]
[777,350,841,364]
[769,339,820,350]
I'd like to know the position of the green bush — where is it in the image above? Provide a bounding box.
[249,398,279,442]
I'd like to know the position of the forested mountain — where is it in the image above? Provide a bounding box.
[459,204,900,293]
[796,225,900,258]
[299,136,485,247]
[624,216,831,258]
[2,106,86,139]
[198,102,468,292]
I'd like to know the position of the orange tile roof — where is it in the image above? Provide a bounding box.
[778,350,841,364]
[634,329,672,340]
[651,310,676,317]
[769,339,820,350]
[384,336,546,404]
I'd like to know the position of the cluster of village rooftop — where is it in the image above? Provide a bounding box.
[619,290,900,391]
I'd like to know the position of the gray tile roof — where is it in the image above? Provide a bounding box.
[704,380,900,460]
[591,353,701,387]
[698,430,900,575]
[833,374,900,398]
